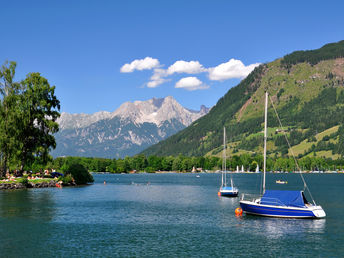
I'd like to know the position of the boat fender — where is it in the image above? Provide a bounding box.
[217,191,221,196]
[235,207,243,216]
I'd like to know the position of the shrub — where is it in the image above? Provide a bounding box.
[61,174,73,186]
[145,167,155,173]
[17,177,28,186]
[66,163,94,185]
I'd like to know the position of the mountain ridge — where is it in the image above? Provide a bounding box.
[58,96,209,130]
[52,96,209,158]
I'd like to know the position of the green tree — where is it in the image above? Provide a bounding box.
[115,159,126,173]
[240,154,252,170]
[0,61,21,176]
[131,154,147,171]
[147,155,162,171]
[17,73,60,170]
[181,157,192,171]
[66,163,94,185]
[161,156,174,171]
[172,155,183,171]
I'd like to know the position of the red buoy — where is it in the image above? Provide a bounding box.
[235,207,243,216]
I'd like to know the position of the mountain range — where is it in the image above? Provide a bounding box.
[52,96,209,158]
[143,40,344,159]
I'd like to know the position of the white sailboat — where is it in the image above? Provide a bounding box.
[218,127,238,197]
[239,92,326,218]
[255,164,259,173]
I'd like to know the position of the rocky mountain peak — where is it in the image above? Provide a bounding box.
[108,96,207,127]
[53,96,209,158]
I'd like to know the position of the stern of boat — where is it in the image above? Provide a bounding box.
[240,193,261,204]
[312,206,326,218]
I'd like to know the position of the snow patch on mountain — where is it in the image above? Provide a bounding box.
[53,96,209,158]
[58,96,209,130]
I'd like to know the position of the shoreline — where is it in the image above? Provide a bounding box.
[93,170,344,174]
[0,180,57,190]
[0,178,76,190]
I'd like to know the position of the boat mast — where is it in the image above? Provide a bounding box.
[263,91,268,194]
[223,127,227,186]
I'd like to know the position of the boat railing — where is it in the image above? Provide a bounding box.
[240,193,261,203]
[241,194,285,206]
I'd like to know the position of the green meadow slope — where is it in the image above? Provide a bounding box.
[142,40,344,159]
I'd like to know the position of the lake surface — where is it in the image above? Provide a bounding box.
[0,172,343,257]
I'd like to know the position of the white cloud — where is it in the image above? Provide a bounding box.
[147,60,206,88]
[147,77,168,88]
[175,77,209,91]
[147,68,169,88]
[120,57,160,73]
[121,56,260,89]
[167,60,206,75]
[208,58,260,81]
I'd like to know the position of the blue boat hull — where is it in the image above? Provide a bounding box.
[240,201,317,218]
[220,191,238,197]
[219,186,238,197]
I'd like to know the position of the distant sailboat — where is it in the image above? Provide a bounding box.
[219,127,238,197]
[255,164,259,173]
[239,92,326,218]
[236,166,239,173]
[241,165,244,173]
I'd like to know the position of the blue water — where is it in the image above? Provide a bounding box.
[0,173,343,257]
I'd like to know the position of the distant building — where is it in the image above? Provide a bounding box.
[275,128,289,133]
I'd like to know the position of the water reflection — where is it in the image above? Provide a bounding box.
[0,173,340,257]
[0,189,56,221]
[243,216,326,239]
[0,189,56,256]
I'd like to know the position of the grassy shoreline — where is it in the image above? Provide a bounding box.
[0,177,58,190]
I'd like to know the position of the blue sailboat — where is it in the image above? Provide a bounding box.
[239,92,326,218]
[219,127,238,197]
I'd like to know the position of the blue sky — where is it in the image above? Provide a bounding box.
[1,0,343,113]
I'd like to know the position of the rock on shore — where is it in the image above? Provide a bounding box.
[0,180,58,190]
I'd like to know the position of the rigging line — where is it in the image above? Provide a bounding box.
[268,95,317,205]
[222,127,226,187]
[224,127,227,186]
[259,168,263,196]
[225,130,234,186]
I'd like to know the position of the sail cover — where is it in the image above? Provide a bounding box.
[260,190,306,207]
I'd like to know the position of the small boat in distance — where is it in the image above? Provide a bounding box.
[255,164,259,173]
[276,180,288,184]
[219,127,238,197]
[239,92,326,218]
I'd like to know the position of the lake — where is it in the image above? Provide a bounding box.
[0,173,343,257]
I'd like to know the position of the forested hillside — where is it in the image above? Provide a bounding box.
[143,40,344,159]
